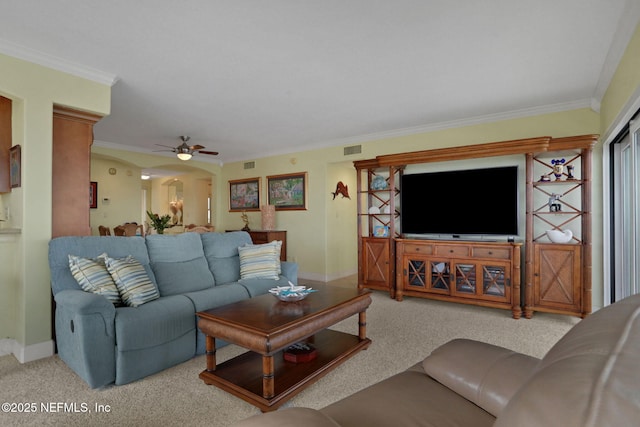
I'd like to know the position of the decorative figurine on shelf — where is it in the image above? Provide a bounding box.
[539,174,551,182]
[551,158,566,181]
[566,164,576,180]
[241,210,250,231]
[549,193,562,212]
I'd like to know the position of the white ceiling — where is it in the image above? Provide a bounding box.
[1,1,638,164]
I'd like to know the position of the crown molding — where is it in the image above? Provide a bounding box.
[316,99,593,150]
[0,39,118,86]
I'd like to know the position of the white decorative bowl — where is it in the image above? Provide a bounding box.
[546,229,573,243]
[269,283,317,302]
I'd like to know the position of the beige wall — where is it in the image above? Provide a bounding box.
[218,108,600,282]
[0,53,111,360]
[90,158,143,232]
[600,22,640,133]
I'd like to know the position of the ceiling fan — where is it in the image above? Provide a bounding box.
[155,136,219,161]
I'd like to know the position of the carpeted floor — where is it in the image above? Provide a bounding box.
[0,289,579,426]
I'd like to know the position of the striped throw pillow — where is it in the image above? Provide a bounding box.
[68,253,122,305]
[238,241,281,280]
[104,255,159,307]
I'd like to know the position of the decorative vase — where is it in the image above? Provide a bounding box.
[371,176,388,190]
[261,205,276,230]
[546,229,573,243]
[551,158,566,181]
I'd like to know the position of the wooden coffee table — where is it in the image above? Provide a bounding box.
[197,285,372,412]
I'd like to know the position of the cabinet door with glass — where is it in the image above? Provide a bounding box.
[402,256,451,296]
[450,260,511,303]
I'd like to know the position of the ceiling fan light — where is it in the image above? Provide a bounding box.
[177,152,192,161]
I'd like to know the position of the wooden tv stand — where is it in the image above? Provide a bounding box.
[395,239,522,319]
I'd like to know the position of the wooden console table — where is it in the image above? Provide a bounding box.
[396,239,522,318]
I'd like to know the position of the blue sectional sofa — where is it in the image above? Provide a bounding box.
[48,231,298,388]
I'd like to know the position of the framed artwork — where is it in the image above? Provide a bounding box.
[89,181,98,209]
[229,177,261,211]
[267,172,307,210]
[9,145,21,188]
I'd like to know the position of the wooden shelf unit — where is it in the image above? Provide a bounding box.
[354,160,402,298]
[354,134,597,318]
[524,135,596,318]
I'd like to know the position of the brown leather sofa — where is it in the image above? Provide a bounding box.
[233,293,640,426]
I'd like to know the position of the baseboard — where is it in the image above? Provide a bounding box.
[0,338,15,357]
[298,269,357,284]
[0,339,55,363]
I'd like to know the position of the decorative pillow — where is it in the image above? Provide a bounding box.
[238,241,281,281]
[273,240,283,274]
[68,253,122,305]
[104,255,159,307]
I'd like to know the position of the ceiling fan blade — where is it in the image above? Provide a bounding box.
[190,144,205,150]
[198,150,219,156]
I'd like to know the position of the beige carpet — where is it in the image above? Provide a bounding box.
[0,290,579,427]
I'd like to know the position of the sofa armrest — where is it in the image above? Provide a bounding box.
[53,289,117,388]
[423,338,540,417]
[232,408,340,427]
[55,289,116,315]
[280,261,298,284]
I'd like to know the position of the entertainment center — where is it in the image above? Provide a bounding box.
[355,134,597,318]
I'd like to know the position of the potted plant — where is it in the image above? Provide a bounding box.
[146,211,172,234]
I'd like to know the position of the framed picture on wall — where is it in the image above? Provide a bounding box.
[229,177,261,211]
[267,172,307,210]
[90,181,98,209]
[9,145,21,188]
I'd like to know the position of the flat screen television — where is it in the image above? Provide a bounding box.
[400,166,519,237]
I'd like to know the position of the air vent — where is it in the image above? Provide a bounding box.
[244,161,255,169]
[344,145,362,156]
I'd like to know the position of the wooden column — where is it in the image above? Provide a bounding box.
[52,106,102,237]
[0,96,11,193]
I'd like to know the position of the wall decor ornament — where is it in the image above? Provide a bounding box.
[89,181,98,209]
[331,181,350,199]
[229,177,261,212]
[9,145,20,188]
[267,172,307,210]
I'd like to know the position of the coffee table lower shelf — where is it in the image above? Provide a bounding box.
[199,329,371,411]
